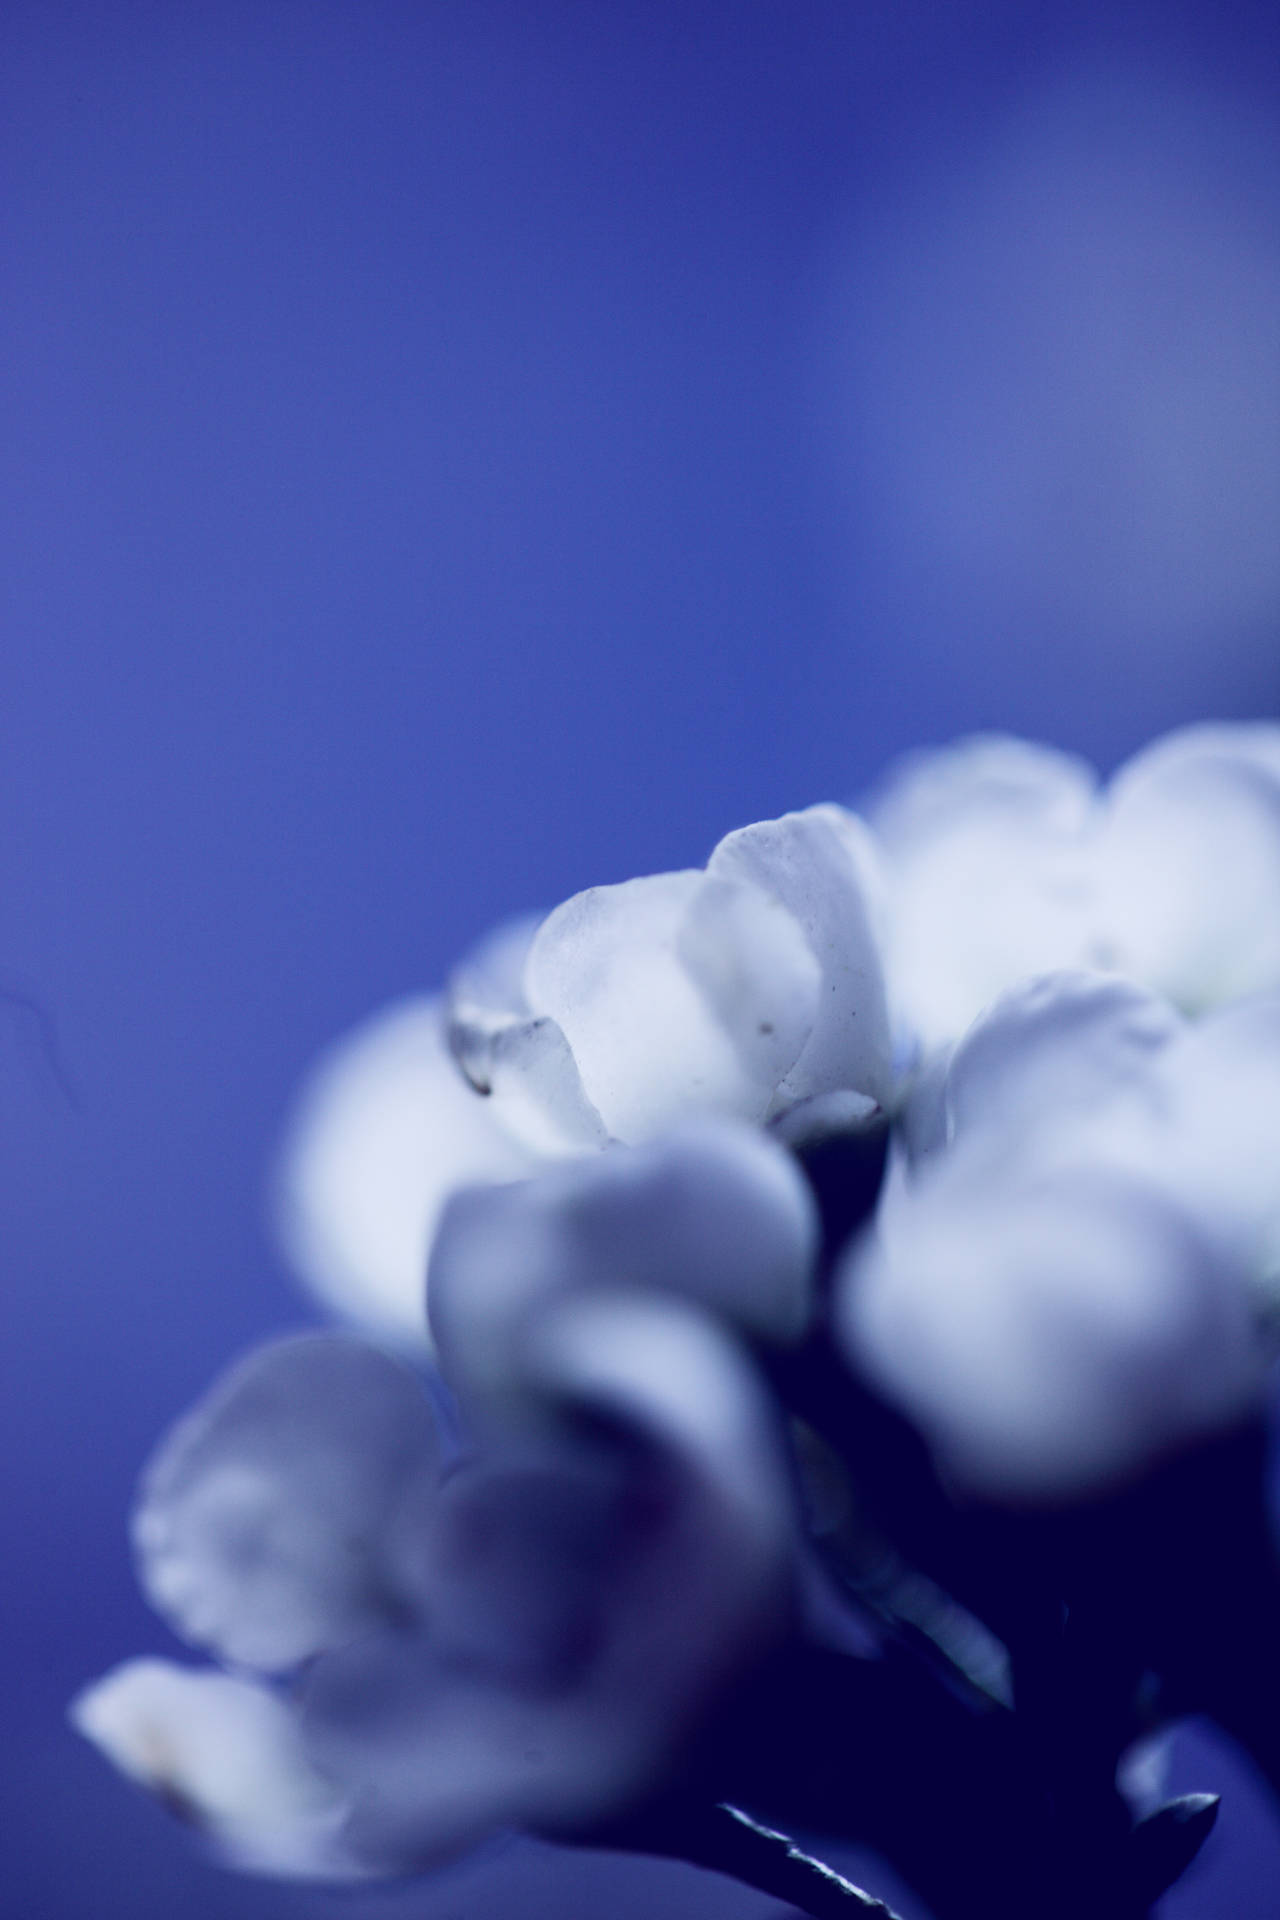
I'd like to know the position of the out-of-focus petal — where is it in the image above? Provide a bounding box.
[838,1162,1262,1503]
[299,1628,635,1870]
[522,1289,793,1554]
[869,736,1101,1050]
[1099,727,1280,1011]
[870,734,1098,851]
[705,805,894,1108]
[940,971,1181,1156]
[273,996,533,1347]
[70,1660,368,1881]
[892,1047,953,1169]
[428,1117,818,1400]
[1151,997,1280,1299]
[421,1444,628,1689]
[304,1292,793,1861]
[517,1289,794,1751]
[523,872,786,1142]
[133,1335,440,1671]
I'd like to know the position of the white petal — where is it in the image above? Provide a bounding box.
[428,1117,819,1400]
[70,1659,367,1881]
[517,1290,793,1751]
[706,805,894,1108]
[420,1445,630,1689]
[475,1015,610,1156]
[677,872,820,1092]
[300,1628,638,1868]
[1152,997,1280,1293]
[839,1162,1263,1503]
[891,1046,953,1168]
[869,735,1101,1050]
[446,919,610,1155]
[134,1335,440,1671]
[273,996,534,1346]
[1099,726,1280,1011]
[941,971,1181,1156]
[1110,720,1280,787]
[524,872,775,1142]
[445,913,544,1079]
[304,1293,792,1860]
[870,734,1099,851]
[522,1289,794,1544]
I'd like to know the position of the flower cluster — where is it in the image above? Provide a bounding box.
[75,724,1280,1919]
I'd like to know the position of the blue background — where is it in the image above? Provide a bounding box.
[4,4,1280,1915]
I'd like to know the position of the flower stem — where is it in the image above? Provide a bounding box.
[586,1795,904,1920]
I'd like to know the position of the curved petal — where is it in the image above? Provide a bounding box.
[523,871,781,1142]
[428,1117,819,1400]
[705,805,893,1108]
[515,1289,794,1755]
[891,1046,954,1169]
[420,1444,629,1689]
[133,1335,441,1671]
[838,1162,1263,1504]
[1109,721,1280,788]
[1099,726,1280,1011]
[273,996,534,1347]
[444,912,544,1088]
[299,1627,638,1870]
[941,971,1181,1157]
[869,735,1101,1050]
[869,734,1099,851]
[1152,997,1280,1294]
[70,1660,368,1881]
[677,872,820,1093]
[304,1292,793,1861]
[471,1015,610,1157]
[446,918,609,1156]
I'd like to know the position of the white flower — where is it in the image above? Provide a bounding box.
[69,1660,367,1882]
[275,805,891,1346]
[839,969,1277,1503]
[840,1152,1261,1504]
[450,804,893,1149]
[75,1319,794,1879]
[272,996,534,1348]
[869,722,1280,1050]
[427,1115,820,1402]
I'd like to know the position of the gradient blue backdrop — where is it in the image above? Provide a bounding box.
[4,4,1280,1916]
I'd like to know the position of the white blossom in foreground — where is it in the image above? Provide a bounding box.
[449,806,892,1151]
[275,803,891,1346]
[76,1316,795,1879]
[80,720,1280,1920]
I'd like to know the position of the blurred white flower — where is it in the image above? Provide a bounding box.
[75,1318,794,1878]
[273,996,534,1347]
[870,722,1280,1050]
[840,1151,1261,1504]
[69,1660,367,1881]
[80,717,1280,1915]
[842,967,1280,1501]
[428,1115,819,1402]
